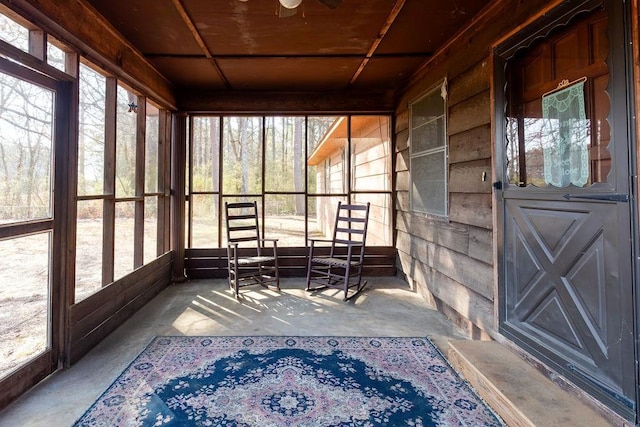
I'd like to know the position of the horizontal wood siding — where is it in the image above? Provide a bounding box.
[396,59,495,336]
[68,252,173,363]
[352,116,392,246]
[0,352,52,409]
[185,246,396,279]
[394,0,557,338]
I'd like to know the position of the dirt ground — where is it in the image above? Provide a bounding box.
[0,218,155,379]
[0,232,50,379]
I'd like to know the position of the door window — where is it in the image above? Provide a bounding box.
[505,11,609,188]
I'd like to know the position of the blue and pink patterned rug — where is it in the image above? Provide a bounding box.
[74,336,504,426]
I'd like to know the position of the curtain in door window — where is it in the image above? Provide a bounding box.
[541,79,589,187]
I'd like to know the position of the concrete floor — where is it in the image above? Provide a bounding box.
[0,276,468,426]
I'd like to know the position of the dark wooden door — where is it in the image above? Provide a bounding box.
[496,3,636,420]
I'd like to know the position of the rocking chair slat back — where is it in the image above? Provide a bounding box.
[306,201,370,301]
[225,201,280,297]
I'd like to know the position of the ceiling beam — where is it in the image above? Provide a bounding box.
[170,0,231,89]
[349,0,407,86]
[1,0,176,109]
[178,90,396,114]
[144,52,434,60]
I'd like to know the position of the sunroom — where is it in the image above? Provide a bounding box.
[1,0,638,425]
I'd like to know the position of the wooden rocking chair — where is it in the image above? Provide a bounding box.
[306,202,370,301]
[225,201,280,297]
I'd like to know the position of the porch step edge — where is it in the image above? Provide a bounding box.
[447,340,612,427]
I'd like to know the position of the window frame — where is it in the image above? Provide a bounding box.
[409,80,448,217]
[186,114,393,248]
[74,59,171,300]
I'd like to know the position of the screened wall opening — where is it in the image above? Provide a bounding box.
[184,115,394,278]
[75,64,172,303]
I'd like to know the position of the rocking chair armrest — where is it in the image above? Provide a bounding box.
[259,238,278,247]
[307,238,333,245]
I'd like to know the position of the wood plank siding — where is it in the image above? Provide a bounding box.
[185,246,396,279]
[394,0,561,338]
[68,252,173,364]
[351,116,393,246]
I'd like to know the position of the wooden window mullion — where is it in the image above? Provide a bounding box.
[102,77,116,286]
[157,109,170,255]
[28,29,46,61]
[134,96,146,268]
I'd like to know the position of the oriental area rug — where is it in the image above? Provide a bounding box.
[74,336,504,426]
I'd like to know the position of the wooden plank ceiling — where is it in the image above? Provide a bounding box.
[84,0,489,97]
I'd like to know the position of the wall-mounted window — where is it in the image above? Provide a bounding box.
[409,81,447,217]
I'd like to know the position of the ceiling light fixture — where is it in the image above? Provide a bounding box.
[279,0,303,9]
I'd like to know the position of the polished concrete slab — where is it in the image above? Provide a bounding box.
[0,277,467,426]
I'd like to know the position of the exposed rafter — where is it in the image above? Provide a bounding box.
[0,0,176,108]
[144,52,433,60]
[348,0,406,86]
[170,0,231,89]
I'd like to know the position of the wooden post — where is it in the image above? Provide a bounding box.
[134,96,146,268]
[171,113,187,282]
[102,77,117,285]
[157,109,172,256]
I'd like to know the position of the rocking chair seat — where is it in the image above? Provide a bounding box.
[232,254,277,266]
[310,256,361,268]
